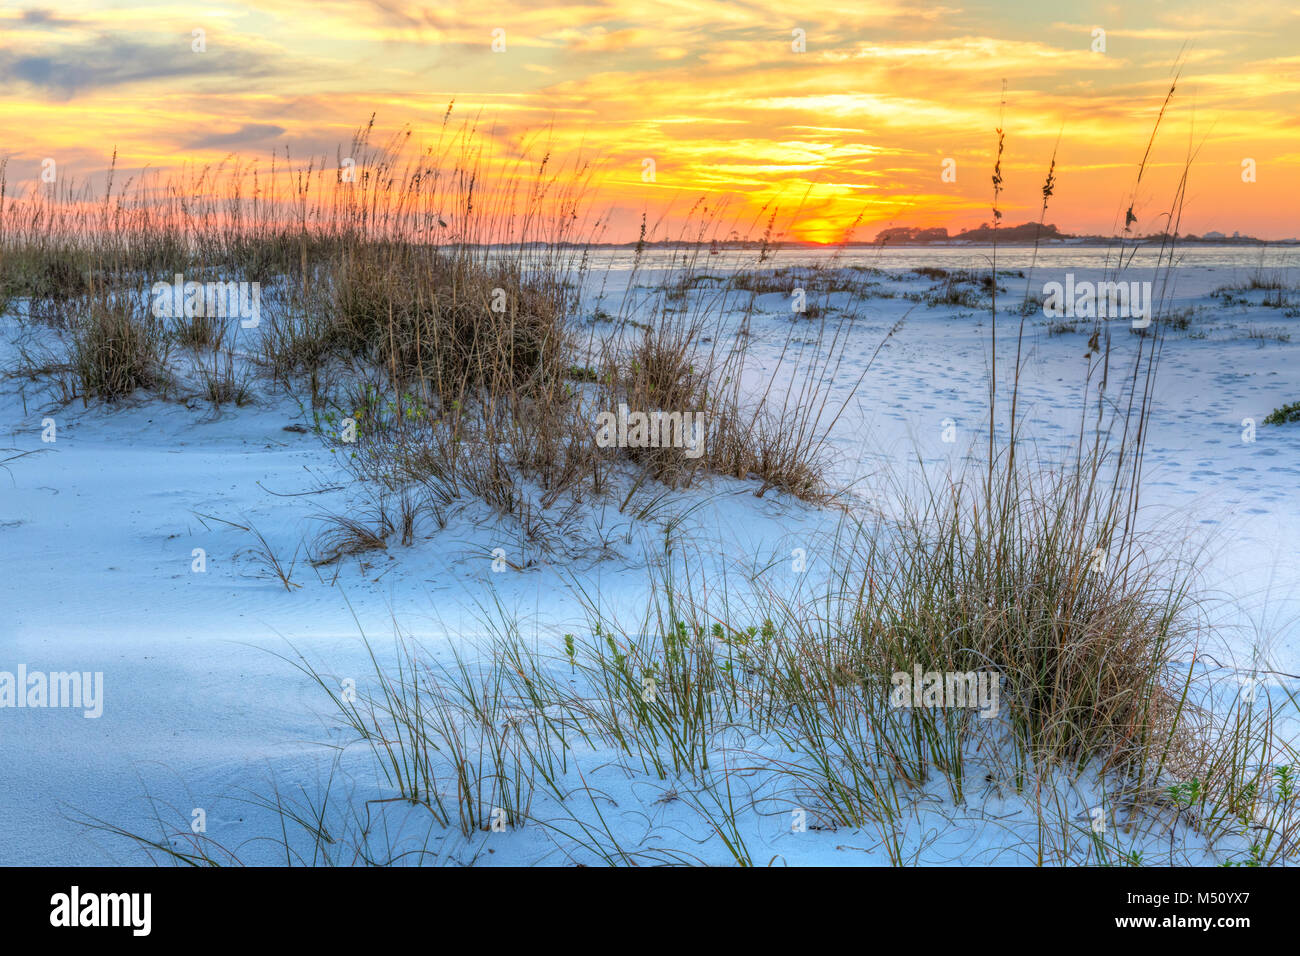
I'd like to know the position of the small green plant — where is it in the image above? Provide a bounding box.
[1263,401,1300,425]
[1167,779,1202,808]
[1275,765,1295,801]
[1221,843,1265,867]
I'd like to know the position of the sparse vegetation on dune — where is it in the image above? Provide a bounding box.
[6,88,1299,867]
[83,352,1300,863]
[2,116,874,544]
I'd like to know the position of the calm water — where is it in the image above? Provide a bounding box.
[575,243,1300,274]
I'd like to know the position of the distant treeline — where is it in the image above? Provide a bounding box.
[526,222,1289,250]
[875,222,1064,243]
[869,222,1285,245]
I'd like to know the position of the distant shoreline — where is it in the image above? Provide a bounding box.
[506,237,1300,249]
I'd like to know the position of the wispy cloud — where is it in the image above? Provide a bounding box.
[0,36,281,99]
[185,123,288,150]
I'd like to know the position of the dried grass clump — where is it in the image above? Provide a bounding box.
[327,244,569,397]
[71,297,165,402]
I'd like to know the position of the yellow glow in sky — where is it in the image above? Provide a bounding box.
[3,1,1298,241]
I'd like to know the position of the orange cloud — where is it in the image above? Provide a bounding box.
[2,0,1296,240]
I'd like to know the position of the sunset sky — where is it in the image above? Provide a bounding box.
[3,1,1299,242]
